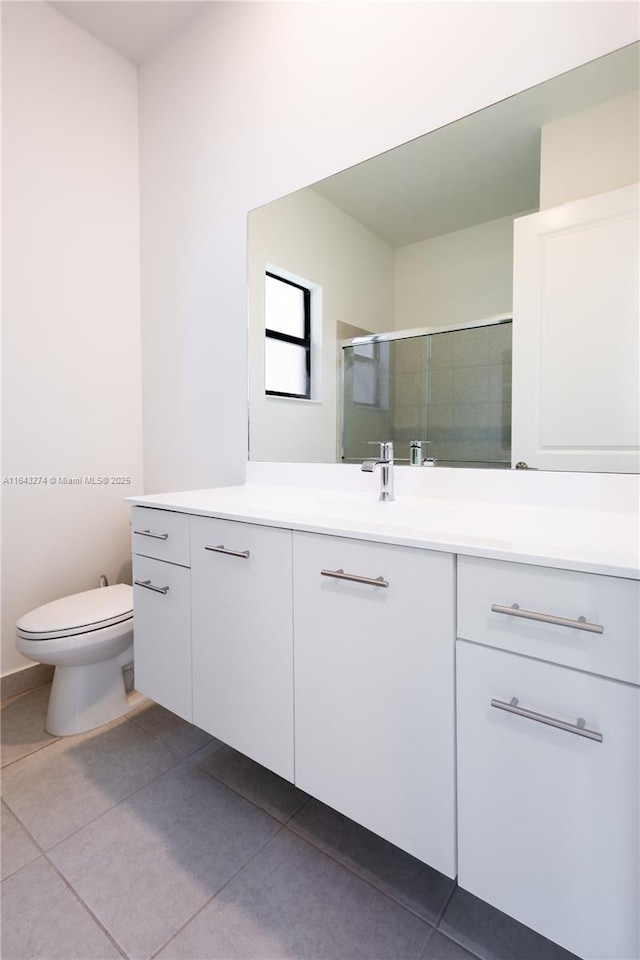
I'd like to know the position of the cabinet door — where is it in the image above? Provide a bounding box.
[191,518,294,782]
[293,532,456,876]
[457,640,639,960]
[512,183,639,472]
[133,555,192,722]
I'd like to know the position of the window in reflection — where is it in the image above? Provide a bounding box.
[265,271,311,398]
[352,341,390,408]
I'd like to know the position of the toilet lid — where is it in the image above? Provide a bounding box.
[17,584,133,640]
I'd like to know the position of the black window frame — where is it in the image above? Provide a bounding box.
[265,271,312,399]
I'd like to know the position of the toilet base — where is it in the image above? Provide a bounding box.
[46,643,142,736]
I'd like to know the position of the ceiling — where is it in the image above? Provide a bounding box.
[49,1,206,63]
[46,6,638,246]
[311,43,639,247]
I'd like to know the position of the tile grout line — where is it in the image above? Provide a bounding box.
[431,884,488,960]
[1,735,63,770]
[2,733,185,857]
[192,748,449,934]
[432,923,489,959]
[429,928,487,960]
[433,879,458,930]
[4,701,466,958]
[124,710,222,763]
[43,851,132,960]
[0,707,156,772]
[123,715,205,759]
[1,798,131,960]
[417,884,489,960]
[148,820,290,960]
[0,710,223,960]
[0,681,53,708]
[149,784,434,959]
[191,753,311,826]
[3,713,297,960]
[417,924,439,960]
[3,709,267,867]
[280,822,438,934]
[285,812,450,928]
[149,785,439,960]
[1,697,196,774]
[6,698,431,930]
[0,798,40,882]
[188,753,445,931]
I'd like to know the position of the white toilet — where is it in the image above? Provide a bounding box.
[16,584,136,736]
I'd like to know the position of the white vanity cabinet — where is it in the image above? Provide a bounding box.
[511,183,639,473]
[293,531,456,876]
[129,484,639,958]
[190,517,294,782]
[131,507,192,722]
[456,557,640,960]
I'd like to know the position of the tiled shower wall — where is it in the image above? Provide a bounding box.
[343,322,512,466]
[392,337,429,462]
[342,322,511,468]
[392,323,512,467]
[422,323,512,468]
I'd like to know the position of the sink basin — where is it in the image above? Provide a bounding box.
[250,489,495,538]
[244,487,631,556]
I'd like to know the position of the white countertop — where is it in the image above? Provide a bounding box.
[127,480,640,580]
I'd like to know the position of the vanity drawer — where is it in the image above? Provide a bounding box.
[131,506,190,567]
[457,639,639,960]
[457,556,639,684]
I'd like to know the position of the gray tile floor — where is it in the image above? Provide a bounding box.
[1,684,580,960]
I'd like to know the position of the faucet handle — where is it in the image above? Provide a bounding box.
[409,440,431,466]
[368,440,394,461]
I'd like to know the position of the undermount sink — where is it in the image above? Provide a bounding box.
[245,487,629,555]
[250,489,495,537]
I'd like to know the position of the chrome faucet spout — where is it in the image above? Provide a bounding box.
[361,442,395,501]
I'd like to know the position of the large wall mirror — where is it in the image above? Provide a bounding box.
[248,44,639,471]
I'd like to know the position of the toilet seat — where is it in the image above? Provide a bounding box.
[17,584,133,641]
[15,584,138,736]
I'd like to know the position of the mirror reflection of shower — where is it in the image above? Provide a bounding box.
[341,317,512,468]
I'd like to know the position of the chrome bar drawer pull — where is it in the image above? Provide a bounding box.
[491,603,603,634]
[134,579,170,595]
[321,568,389,588]
[133,529,169,541]
[491,696,603,742]
[205,544,251,559]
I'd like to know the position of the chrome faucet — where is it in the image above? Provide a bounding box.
[409,440,437,467]
[409,440,425,466]
[361,441,395,501]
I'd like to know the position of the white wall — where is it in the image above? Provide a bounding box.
[1,2,142,675]
[394,214,519,331]
[137,1,638,493]
[540,90,640,209]
[248,187,393,462]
